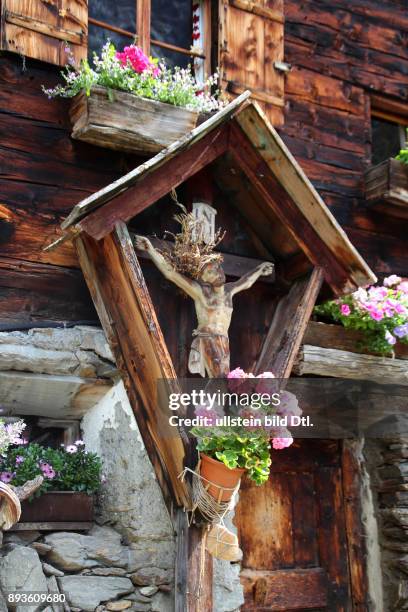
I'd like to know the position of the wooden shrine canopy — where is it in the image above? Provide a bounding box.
[59,91,375,295]
[52,91,376,514]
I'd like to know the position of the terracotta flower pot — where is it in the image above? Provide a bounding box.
[199,453,245,502]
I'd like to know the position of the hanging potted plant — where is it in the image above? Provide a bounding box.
[190,369,299,502]
[1,441,102,523]
[43,42,224,154]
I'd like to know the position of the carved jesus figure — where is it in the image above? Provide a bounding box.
[135,236,273,378]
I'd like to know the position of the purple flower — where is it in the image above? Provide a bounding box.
[66,445,77,454]
[0,471,14,483]
[340,304,351,316]
[394,324,408,339]
[15,455,24,465]
[385,330,396,345]
[384,275,402,287]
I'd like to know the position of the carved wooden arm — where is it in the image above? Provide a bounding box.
[228,262,274,296]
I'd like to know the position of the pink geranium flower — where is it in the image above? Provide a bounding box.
[195,406,219,426]
[116,45,158,75]
[340,304,351,316]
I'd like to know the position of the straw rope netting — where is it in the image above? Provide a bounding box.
[178,461,242,562]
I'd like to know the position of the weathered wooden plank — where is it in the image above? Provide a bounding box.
[219,0,284,125]
[75,224,190,510]
[78,125,230,240]
[315,466,352,609]
[342,439,370,611]
[0,371,111,418]
[304,321,408,361]
[175,509,188,612]
[236,474,295,571]
[256,268,324,377]
[240,567,328,610]
[229,120,374,293]
[232,105,375,290]
[1,0,88,66]
[286,66,366,116]
[0,256,96,325]
[187,526,213,612]
[295,345,408,386]
[62,92,251,230]
[70,87,199,155]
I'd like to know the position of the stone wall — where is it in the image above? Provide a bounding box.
[0,327,243,611]
[364,438,408,611]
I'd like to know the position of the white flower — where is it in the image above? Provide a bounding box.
[66,444,78,453]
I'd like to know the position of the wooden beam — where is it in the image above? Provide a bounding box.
[187,526,213,611]
[61,92,251,232]
[136,0,151,55]
[133,236,276,284]
[229,126,355,296]
[0,371,111,419]
[294,345,408,386]
[75,223,191,511]
[231,105,376,293]
[342,439,370,611]
[79,125,230,241]
[303,321,408,360]
[255,268,324,377]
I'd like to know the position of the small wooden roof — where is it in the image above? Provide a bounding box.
[60,91,376,295]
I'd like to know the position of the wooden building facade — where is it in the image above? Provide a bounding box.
[0,1,407,611]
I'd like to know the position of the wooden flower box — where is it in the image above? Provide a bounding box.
[365,158,408,218]
[20,491,94,523]
[69,86,199,154]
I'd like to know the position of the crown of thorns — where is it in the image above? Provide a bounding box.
[160,212,225,280]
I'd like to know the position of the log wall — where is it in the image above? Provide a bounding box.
[0,0,407,331]
[280,0,408,277]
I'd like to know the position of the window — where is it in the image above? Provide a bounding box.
[371,118,406,166]
[88,0,209,73]
[371,95,408,166]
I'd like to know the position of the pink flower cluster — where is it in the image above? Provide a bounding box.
[227,367,276,394]
[116,45,158,75]
[40,461,56,479]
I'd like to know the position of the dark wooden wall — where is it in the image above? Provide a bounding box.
[0,0,407,335]
[279,0,408,277]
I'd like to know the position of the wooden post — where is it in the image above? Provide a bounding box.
[137,0,151,55]
[342,439,370,611]
[256,267,324,377]
[75,222,191,512]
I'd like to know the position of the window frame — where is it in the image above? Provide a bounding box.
[88,0,211,73]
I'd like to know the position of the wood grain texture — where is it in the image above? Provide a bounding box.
[62,91,251,230]
[256,267,324,377]
[365,158,408,218]
[295,344,408,385]
[0,256,96,326]
[70,87,199,155]
[342,439,370,611]
[219,0,284,125]
[229,119,374,294]
[75,224,190,510]
[241,567,328,610]
[1,0,88,65]
[304,321,408,360]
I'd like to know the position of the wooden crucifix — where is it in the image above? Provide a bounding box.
[134,235,273,377]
